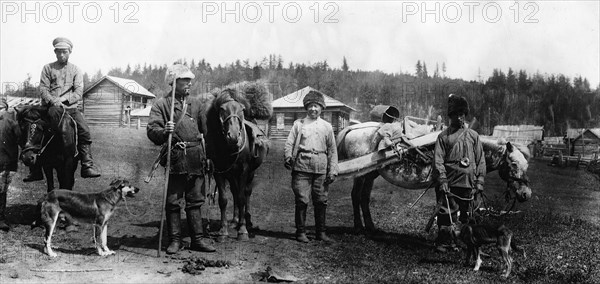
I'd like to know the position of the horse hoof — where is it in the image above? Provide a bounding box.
[237,233,249,241]
[216,235,228,243]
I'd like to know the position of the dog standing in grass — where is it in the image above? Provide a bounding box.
[459,223,525,278]
[33,179,139,257]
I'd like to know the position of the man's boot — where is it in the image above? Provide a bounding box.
[0,192,9,231]
[187,207,216,252]
[79,143,101,178]
[23,166,44,182]
[166,211,182,254]
[295,203,309,243]
[315,204,332,243]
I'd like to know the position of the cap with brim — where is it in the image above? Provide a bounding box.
[52,37,73,50]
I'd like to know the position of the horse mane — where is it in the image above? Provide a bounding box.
[210,87,250,112]
[480,136,531,161]
[210,81,273,120]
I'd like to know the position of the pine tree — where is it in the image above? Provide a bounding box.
[416,60,422,78]
[442,62,446,78]
[342,56,349,72]
[422,62,429,79]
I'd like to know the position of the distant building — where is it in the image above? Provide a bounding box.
[571,128,600,157]
[83,76,155,127]
[269,86,355,140]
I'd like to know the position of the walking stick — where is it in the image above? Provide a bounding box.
[157,77,177,257]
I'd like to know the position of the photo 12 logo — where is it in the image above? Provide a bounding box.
[1,1,140,23]
[200,1,340,23]
[401,1,540,23]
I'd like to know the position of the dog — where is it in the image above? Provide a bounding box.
[32,179,139,257]
[458,223,525,278]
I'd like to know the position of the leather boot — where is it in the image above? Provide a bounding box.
[79,143,101,178]
[0,192,9,231]
[187,207,216,252]
[166,211,182,254]
[315,204,332,243]
[295,203,309,243]
[23,166,44,182]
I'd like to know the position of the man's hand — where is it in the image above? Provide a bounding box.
[476,183,484,193]
[52,98,63,108]
[164,121,175,134]
[284,157,293,170]
[440,182,449,194]
[324,174,336,185]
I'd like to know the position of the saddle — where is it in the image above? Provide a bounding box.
[244,120,269,158]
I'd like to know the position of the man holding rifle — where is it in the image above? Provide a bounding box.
[24,37,101,182]
[147,64,215,255]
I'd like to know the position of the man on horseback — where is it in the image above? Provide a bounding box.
[284,90,338,243]
[24,37,101,181]
[433,94,486,252]
[147,64,216,254]
[0,98,20,231]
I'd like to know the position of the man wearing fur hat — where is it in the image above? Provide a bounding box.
[24,37,101,182]
[147,63,216,254]
[0,99,20,231]
[284,89,338,243]
[433,94,486,252]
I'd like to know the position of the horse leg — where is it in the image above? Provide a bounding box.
[244,172,257,230]
[215,175,229,242]
[361,172,378,233]
[235,174,250,241]
[43,166,54,193]
[351,177,366,232]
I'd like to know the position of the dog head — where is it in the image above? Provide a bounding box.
[110,179,140,198]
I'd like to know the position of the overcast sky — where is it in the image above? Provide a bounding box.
[1,1,599,91]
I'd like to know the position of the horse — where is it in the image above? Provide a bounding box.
[201,88,269,241]
[337,124,532,233]
[16,106,78,192]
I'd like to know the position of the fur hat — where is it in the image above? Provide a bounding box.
[447,94,469,116]
[303,90,326,109]
[52,37,73,50]
[165,64,195,85]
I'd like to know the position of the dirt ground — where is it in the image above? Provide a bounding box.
[1,127,599,283]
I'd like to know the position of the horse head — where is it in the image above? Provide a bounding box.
[16,106,49,167]
[496,141,532,202]
[215,88,248,151]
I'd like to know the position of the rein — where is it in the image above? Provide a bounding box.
[21,107,77,159]
[214,99,248,174]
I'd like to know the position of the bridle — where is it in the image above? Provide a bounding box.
[19,107,76,165]
[214,99,247,174]
[20,117,54,165]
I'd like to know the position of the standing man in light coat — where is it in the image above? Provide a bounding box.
[284,90,338,243]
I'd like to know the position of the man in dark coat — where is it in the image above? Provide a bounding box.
[147,64,216,254]
[0,99,21,231]
[433,94,486,252]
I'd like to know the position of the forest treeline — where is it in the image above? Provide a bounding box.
[4,55,599,136]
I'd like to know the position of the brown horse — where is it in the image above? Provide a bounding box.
[201,88,269,241]
[16,106,78,192]
[337,124,531,233]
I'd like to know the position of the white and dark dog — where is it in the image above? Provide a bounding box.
[32,179,139,257]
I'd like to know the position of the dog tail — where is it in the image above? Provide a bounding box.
[31,201,43,229]
[510,237,526,259]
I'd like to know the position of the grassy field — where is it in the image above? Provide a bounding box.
[1,126,599,283]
